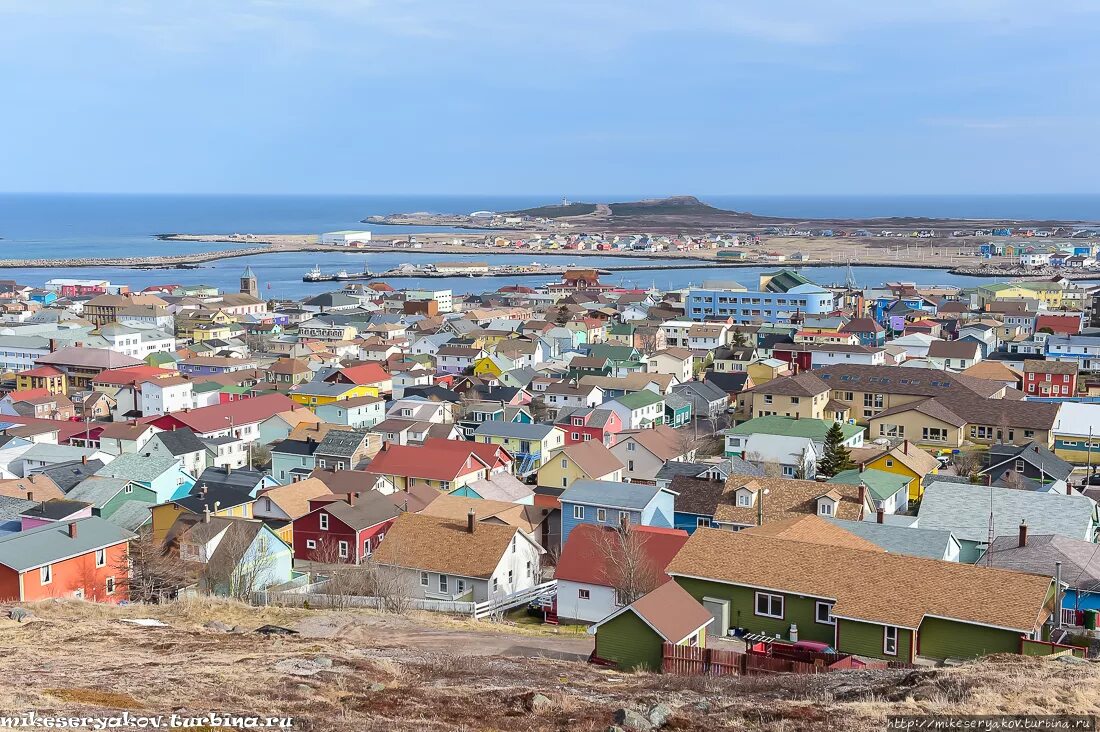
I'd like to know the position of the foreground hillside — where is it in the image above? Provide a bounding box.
[1,600,1097,731]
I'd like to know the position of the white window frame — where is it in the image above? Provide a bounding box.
[815,601,835,625]
[578,588,590,600]
[439,574,448,593]
[573,505,584,520]
[105,576,116,595]
[95,548,106,568]
[40,564,52,585]
[883,626,899,656]
[596,508,606,522]
[319,513,329,530]
[338,540,349,559]
[306,539,317,550]
[818,501,834,517]
[420,571,429,587]
[754,591,783,619]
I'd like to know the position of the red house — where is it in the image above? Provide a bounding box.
[0,517,133,603]
[553,406,624,447]
[1022,360,1078,398]
[1035,314,1082,336]
[292,492,401,564]
[770,345,814,373]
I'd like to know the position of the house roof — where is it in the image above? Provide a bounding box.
[258,478,333,520]
[828,468,911,502]
[752,371,828,397]
[372,512,533,579]
[66,477,135,507]
[960,361,1022,383]
[554,441,624,479]
[617,425,686,461]
[556,523,689,586]
[420,493,539,534]
[36,347,144,370]
[0,516,134,572]
[0,475,65,502]
[824,518,959,560]
[927,340,981,360]
[95,453,179,483]
[666,520,1053,632]
[367,443,491,482]
[742,514,884,552]
[714,474,870,526]
[810,363,1005,399]
[462,473,533,503]
[1023,360,1078,375]
[194,466,266,493]
[316,492,401,531]
[39,459,106,493]
[472,422,557,441]
[161,393,298,433]
[983,442,1073,483]
[919,481,1097,543]
[986,533,1100,589]
[315,429,369,459]
[725,416,862,442]
[559,479,668,511]
[847,443,940,478]
[149,428,207,456]
[591,579,713,644]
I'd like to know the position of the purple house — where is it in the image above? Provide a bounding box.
[20,500,93,531]
[177,356,258,376]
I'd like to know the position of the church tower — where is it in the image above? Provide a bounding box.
[240,265,258,298]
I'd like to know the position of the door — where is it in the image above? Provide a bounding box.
[702,597,729,639]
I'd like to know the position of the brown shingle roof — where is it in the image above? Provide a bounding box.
[555,441,624,479]
[258,477,332,520]
[743,514,884,552]
[604,579,713,643]
[753,371,829,397]
[713,474,870,526]
[665,520,1053,632]
[1023,360,1078,375]
[372,512,532,578]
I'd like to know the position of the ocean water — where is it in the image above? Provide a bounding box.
[0,193,1097,297]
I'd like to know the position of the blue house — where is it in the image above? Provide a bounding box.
[94,453,195,503]
[559,479,675,547]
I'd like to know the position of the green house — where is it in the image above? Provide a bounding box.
[590,580,714,671]
[66,477,158,520]
[641,517,1057,663]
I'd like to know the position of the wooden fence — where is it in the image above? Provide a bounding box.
[661,643,915,676]
[662,643,825,676]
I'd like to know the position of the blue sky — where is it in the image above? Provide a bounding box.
[1,1,1098,195]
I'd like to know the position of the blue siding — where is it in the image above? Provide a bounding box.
[673,511,713,534]
[560,503,642,546]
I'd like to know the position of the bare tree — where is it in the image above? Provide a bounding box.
[118,528,192,603]
[250,444,272,470]
[312,535,412,613]
[528,396,549,423]
[748,452,784,479]
[952,451,983,481]
[594,524,661,607]
[197,523,279,601]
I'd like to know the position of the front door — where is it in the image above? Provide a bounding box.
[702,598,729,639]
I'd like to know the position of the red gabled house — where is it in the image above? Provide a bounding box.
[1022,360,1079,398]
[367,438,512,493]
[292,492,402,564]
[322,363,393,394]
[1035,314,1082,337]
[149,392,297,438]
[553,407,624,447]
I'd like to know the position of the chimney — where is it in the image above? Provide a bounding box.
[347,491,355,506]
[859,462,865,473]
[903,440,909,455]
[467,508,476,534]
[1018,521,1028,548]
[876,508,884,524]
[199,484,208,498]
[858,483,866,509]
[26,491,33,502]
[81,455,88,465]
[1033,445,1039,453]
[226,464,232,476]
[67,522,77,539]
[203,505,211,523]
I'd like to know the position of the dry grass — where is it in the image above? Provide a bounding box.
[2,599,1097,731]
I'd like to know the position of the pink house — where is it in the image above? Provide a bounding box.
[20,499,94,531]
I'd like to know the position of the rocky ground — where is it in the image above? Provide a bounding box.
[1,599,1097,731]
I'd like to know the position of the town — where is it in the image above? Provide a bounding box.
[0,253,1096,690]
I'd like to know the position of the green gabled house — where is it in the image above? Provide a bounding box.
[589,579,714,671]
[587,344,647,376]
[596,516,1056,667]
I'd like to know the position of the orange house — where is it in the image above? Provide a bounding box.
[0,518,133,603]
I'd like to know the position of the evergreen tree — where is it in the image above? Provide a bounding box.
[818,422,855,477]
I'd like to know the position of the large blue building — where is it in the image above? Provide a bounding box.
[686,270,835,324]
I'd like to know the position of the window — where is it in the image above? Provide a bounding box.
[123,485,133,494]
[95,548,106,567]
[338,540,349,559]
[561,458,568,468]
[883,626,899,656]
[306,539,317,550]
[597,508,607,522]
[439,574,449,592]
[618,510,628,525]
[790,396,800,405]
[763,394,773,404]
[696,517,712,528]
[364,540,372,556]
[493,578,499,592]
[627,442,635,452]
[507,569,514,584]
[105,577,116,595]
[40,565,52,585]
[420,571,429,587]
[584,434,592,441]
[736,492,751,507]
[818,501,834,517]
[573,505,584,520]
[319,513,329,530]
[815,601,835,625]
[755,591,783,619]
[456,579,466,594]
[922,427,947,442]
[578,588,590,600]
[526,560,532,577]
[628,460,635,472]
[1015,459,1026,472]
[571,433,579,441]
[782,465,795,477]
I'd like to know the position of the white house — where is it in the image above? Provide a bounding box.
[140,377,194,416]
[321,230,372,245]
[738,433,818,479]
[646,348,693,384]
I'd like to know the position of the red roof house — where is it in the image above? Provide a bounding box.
[149,392,297,437]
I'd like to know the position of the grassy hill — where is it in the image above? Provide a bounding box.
[507,202,598,218]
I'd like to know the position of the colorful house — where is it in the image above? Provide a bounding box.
[0,517,134,603]
[537,440,625,491]
[292,492,401,564]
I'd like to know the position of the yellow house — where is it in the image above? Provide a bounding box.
[537,441,624,491]
[176,310,237,342]
[977,282,1064,310]
[289,382,375,409]
[746,358,792,387]
[850,442,940,502]
[472,354,513,378]
[16,365,69,396]
[151,494,254,544]
[474,423,566,475]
